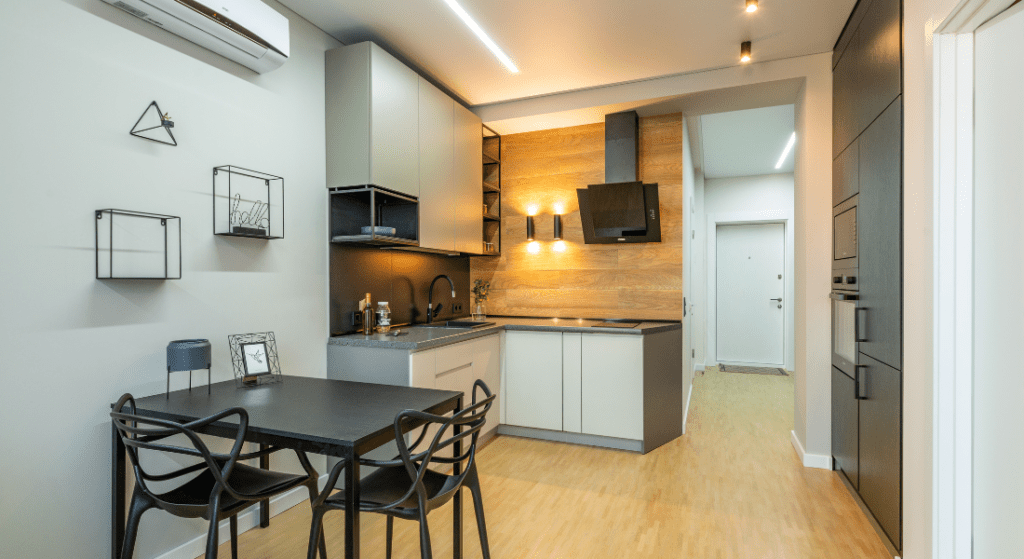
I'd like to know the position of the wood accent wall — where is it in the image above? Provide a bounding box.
[470,113,683,321]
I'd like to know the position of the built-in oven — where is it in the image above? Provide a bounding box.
[832,194,863,386]
[832,194,858,290]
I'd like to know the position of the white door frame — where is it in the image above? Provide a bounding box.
[706,209,793,370]
[932,1,1016,557]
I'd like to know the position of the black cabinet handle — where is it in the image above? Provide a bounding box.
[855,307,868,342]
[855,364,869,400]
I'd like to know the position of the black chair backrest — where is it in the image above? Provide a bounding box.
[365,380,495,512]
[110,393,252,504]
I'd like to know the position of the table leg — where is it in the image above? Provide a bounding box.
[259,443,270,528]
[453,395,463,559]
[345,448,361,559]
[112,423,126,559]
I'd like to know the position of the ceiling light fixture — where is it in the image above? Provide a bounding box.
[740,41,752,63]
[746,0,759,12]
[440,0,519,73]
[775,132,797,169]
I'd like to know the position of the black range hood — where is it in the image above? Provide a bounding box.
[577,111,661,244]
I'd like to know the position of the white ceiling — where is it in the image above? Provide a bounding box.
[700,104,795,178]
[278,0,855,106]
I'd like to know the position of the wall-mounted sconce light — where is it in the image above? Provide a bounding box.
[553,214,562,240]
[746,0,758,13]
[526,216,535,241]
[740,41,752,63]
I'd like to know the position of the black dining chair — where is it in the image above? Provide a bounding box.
[306,380,496,559]
[110,393,327,559]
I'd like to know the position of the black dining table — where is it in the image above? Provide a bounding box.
[111,376,464,559]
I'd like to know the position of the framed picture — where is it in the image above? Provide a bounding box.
[240,342,271,376]
[228,332,282,388]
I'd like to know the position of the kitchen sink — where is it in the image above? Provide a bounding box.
[416,320,495,329]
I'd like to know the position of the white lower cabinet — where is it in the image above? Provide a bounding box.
[409,334,500,442]
[581,334,644,440]
[562,333,583,433]
[503,331,564,431]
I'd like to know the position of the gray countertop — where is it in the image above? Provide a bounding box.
[328,317,682,351]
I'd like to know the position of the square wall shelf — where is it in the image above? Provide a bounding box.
[96,209,181,280]
[213,166,284,239]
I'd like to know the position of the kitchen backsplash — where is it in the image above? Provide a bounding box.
[330,245,471,335]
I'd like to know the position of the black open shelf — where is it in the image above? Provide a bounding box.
[213,166,284,239]
[96,209,182,280]
[329,186,419,247]
[481,125,502,255]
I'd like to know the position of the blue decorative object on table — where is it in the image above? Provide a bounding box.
[166,339,212,397]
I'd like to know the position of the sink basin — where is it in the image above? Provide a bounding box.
[416,320,495,329]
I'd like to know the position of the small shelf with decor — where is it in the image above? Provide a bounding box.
[213,166,284,239]
[481,125,502,255]
[95,209,181,280]
[329,186,419,247]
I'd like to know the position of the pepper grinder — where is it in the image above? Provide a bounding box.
[362,293,375,335]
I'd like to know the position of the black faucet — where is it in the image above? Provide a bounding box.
[427,275,456,324]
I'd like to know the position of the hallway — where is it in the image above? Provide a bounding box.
[203,367,890,558]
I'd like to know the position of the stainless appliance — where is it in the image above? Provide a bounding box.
[832,194,858,289]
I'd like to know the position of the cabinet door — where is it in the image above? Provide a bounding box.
[857,352,902,550]
[562,333,583,433]
[471,335,501,437]
[857,99,902,369]
[504,332,563,431]
[453,103,483,254]
[418,77,455,251]
[832,138,859,206]
[831,367,859,489]
[852,0,901,142]
[581,335,643,441]
[369,43,420,197]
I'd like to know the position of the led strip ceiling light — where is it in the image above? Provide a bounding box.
[440,0,519,73]
[776,132,797,169]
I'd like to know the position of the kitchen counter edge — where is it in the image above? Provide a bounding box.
[328,319,682,351]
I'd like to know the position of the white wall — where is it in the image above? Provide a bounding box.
[681,120,696,424]
[901,0,962,556]
[0,2,340,558]
[692,174,707,368]
[972,4,1024,557]
[701,174,796,371]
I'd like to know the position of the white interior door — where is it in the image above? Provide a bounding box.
[715,223,785,366]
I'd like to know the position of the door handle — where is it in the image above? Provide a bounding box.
[770,298,783,302]
[855,307,868,342]
[854,364,869,400]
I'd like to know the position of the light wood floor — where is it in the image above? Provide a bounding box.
[201,366,891,559]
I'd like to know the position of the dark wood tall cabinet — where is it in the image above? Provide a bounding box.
[831,0,903,554]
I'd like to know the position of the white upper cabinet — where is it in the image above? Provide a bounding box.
[326,42,420,197]
[454,103,484,254]
[418,77,455,251]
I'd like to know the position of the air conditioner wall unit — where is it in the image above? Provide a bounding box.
[101,0,289,74]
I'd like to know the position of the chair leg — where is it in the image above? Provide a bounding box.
[386,516,394,559]
[467,478,491,559]
[229,515,238,559]
[120,491,152,559]
[307,508,326,559]
[417,510,433,559]
[205,496,222,559]
[305,481,328,558]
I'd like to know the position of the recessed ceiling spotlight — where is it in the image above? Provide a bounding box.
[440,0,519,73]
[746,0,759,12]
[740,41,752,63]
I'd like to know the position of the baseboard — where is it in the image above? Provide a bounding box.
[790,430,832,470]
[153,473,328,559]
